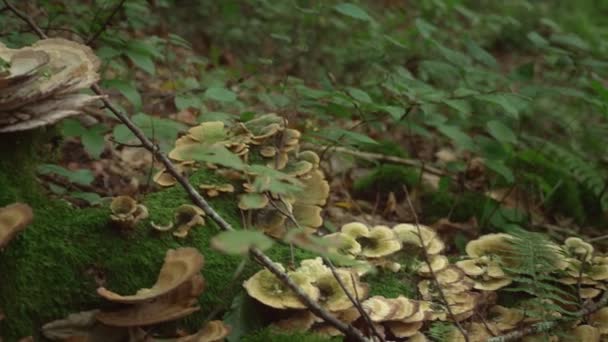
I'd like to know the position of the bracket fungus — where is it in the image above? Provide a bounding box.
[97,247,204,303]
[454,233,514,291]
[361,296,426,338]
[243,257,369,313]
[393,223,445,255]
[163,114,330,238]
[0,39,101,132]
[96,248,205,327]
[109,196,149,230]
[243,264,320,310]
[172,204,206,238]
[0,203,33,249]
[326,222,402,259]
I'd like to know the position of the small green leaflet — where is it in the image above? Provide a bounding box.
[205,87,237,102]
[38,164,95,186]
[346,87,372,103]
[436,125,474,151]
[484,159,514,183]
[211,230,274,255]
[177,145,245,170]
[104,80,142,110]
[61,119,107,158]
[486,120,517,145]
[334,3,372,21]
[175,93,203,111]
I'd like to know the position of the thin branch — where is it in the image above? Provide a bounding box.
[311,144,453,180]
[86,0,127,44]
[402,185,470,342]
[326,259,385,342]
[2,3,369,341]
[487,290,608,342]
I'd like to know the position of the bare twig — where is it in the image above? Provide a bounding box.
[310,144,453,179]
[402,185,470,342]
[2,3,369,340]
[487,290,608,342]
[326,259,385,342]
[86,0,127,44]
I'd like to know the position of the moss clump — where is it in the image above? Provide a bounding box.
[242,328,341,342]
[364,269,416,299]
[353,164,420,199]
[421,189,496,224]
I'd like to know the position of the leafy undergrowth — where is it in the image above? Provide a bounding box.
[2,0,608,341]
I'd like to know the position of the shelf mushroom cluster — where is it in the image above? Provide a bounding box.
[0,38,101,132]
[95,248,207,327]
[156,114,330,237]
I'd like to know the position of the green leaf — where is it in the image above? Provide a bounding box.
[486,120,517,145]
[125,49,155,75]
[70,191,103,205]
[477,93,520,118]
[205,87,237,102]
[484,159,514,183]
[224,293,265,342]
[176,145,245,170]
[38,164,95,186]
[334,3,372,21]
[527,31,549,48]
[321,128,378,145]
[346,87,372,103]
[81,125,107,158]
[211,230,274,255]
[382,105,406,121]
[442,99,470,116]
[175,93,203,111]
[104,80,142,110]
[238,193,268,210]
[465,39,497,68]
[436,125,474,151]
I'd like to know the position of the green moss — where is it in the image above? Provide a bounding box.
[242,328,341,342]
[364,269,416,299]
[421,190,496,224]
[353,164,420,198]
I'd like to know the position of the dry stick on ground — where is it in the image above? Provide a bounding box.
[402,186,470,342]
[2,3,369,341]
[487,290,608,342]
[311,145,453,180]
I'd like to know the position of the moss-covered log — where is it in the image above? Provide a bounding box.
[0,131,412,341]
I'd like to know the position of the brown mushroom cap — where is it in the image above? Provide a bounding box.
[315,269,369,312]
[386,321,424,338]
[362,296,418,322]
[0,203,33,248]
[465,233,514,259]
[569,325,600,342]
[97,247,204,303]
[393,223,445,255]
[563,237,594,261]
[96,274,204,327]
[1,39,101,132]
[166,320,231,342]
[243,265,319,310]
[110,196,138,215]
[589,307,608,335]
